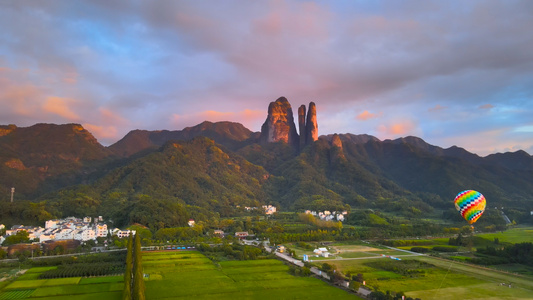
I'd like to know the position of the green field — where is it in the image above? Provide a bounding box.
[476,226,533,244]
[322,253,533,299]
[289,241,412,262]
[0,265,123,300]
[143,250,359,299]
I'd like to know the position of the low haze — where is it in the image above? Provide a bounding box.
[1,0,532,156]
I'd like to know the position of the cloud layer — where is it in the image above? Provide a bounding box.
[1,1,532,155]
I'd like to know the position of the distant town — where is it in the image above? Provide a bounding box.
[304,210,348,222]
[0,216,134,246]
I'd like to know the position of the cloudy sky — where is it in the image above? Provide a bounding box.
[1,1,532,156]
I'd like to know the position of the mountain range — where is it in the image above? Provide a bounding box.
[1,98,532,227]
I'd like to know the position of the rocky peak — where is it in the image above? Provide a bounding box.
[259,97,299,147]
[298,105,306,149]
[305,102,318,144]
[331,134,343,149]
[330,133,345,160]
[259,98,319,150]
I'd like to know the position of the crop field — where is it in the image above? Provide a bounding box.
[322,253,533,299]
[0,266,122,300]
[143,250,359,299]
[476,226,533,244]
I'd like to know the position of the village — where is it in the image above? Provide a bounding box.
[304,209,348,222]
[0,216,134,246]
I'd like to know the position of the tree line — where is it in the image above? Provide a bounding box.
[123,234,145,300]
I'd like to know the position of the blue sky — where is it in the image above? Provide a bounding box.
[1,0,532,156]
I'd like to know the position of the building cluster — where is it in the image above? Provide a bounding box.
[304,210,348,222]
[242,205,277,215]
[313,247,331,257]
[0,217,136,245]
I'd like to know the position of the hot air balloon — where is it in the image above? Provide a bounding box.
[454,190,486,224]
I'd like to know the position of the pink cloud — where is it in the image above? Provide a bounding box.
[356,110,381,121]
[83,123,118,140]
[377,120,417,136]
[100,108,128,125]
[479,104,494,110]
[0,68,45,116]
[42,96,80,121]
[428,104,447,112]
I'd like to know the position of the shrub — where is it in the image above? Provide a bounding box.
[432,246,458,252]
[410,247,429,253]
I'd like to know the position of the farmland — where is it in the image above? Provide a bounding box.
[143,250,358,299]
[316,243,533,300]
[288,241,412,261]
[475,226,533,244]
[0,266,122,300]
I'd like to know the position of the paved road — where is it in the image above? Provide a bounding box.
[382,245,424,255]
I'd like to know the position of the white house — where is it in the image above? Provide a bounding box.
[95,224,108,237]
[314,247,330,257]
[263,205,277,215]
[74,229,96,241]
[235,232,249,239]
[188,220,195,227]
[115,230,135,238]
[83,217,92,223]
[0,224,5,230]
[109,228,121,236]
[45,220,59,229]
[31,227,45,238]
[0,236,4,244]
[40,233,56,243]
[56,228,74,240]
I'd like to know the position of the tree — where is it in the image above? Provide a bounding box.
[350,280,361,291]
[132,234,145,300]
[123,234,133,300]
[2,230,30,246]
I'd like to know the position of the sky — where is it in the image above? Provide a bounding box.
[1,0,532,156]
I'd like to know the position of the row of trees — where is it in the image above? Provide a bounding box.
[197,242,264,261]
[475,242,533,266]
[39,262,124,279]
[123,234,145,300]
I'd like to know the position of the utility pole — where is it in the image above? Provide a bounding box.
[10,187,14,203]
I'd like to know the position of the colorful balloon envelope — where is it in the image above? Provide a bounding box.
[454,190,486,224]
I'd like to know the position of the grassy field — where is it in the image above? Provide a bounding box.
[143,250,359,299]
[0,265,123,300]
[322,253,533,299]
[475,226,533,244]
[289,241,410,261]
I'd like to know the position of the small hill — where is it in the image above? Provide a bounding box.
[108,121,258,157]
[43,137,270,227]
[0,123,112,198]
